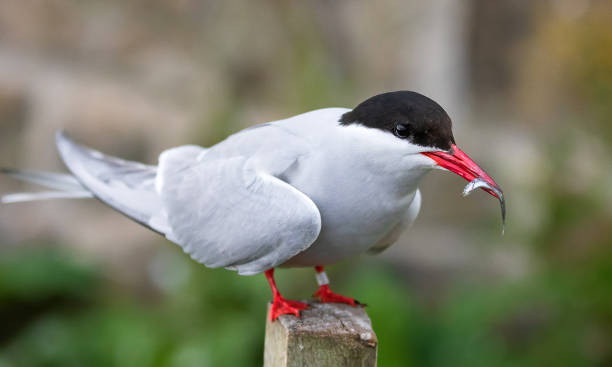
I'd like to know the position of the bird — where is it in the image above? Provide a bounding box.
[1,91,503,321]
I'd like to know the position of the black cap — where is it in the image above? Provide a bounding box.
[340,91,455,151]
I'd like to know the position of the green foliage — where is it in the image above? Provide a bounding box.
[1,244,611,366]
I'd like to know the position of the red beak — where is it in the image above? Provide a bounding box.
[421,144,502,199]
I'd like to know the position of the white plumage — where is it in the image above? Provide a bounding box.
[2,90,505,320]
[4,108,430,275]
[0,91,505,320]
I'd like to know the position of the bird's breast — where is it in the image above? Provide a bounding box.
[282,152,420,266]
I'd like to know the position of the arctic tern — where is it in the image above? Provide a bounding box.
[1,91,504,320]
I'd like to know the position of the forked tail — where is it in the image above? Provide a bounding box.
[0,168,93,203]
[2,131,167,234]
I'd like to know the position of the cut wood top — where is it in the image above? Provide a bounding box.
[264,301,378,367]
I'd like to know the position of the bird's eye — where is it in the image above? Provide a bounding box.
[394,124,410,138]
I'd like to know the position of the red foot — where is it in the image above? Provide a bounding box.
[269,296,308,321]
[313,284,359,306]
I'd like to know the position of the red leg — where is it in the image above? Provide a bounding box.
[265,268,308,321]
[312,266,360,306]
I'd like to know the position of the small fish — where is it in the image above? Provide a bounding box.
[462,177,506,235]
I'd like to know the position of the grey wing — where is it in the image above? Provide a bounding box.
[158,155,322,275]
[56,131,165,231]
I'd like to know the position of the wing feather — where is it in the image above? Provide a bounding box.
[55,131,163,231]
[159,155,321,275]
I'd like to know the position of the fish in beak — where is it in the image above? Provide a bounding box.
[422,144,505,233]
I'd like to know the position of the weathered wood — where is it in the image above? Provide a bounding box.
[264,301,378,367]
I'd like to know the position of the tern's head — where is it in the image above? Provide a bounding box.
[340,91,502,200]
[340,91,455,151]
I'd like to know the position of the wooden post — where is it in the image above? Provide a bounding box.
[264,301,378,367]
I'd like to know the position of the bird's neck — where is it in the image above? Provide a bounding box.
[328,123,432,198]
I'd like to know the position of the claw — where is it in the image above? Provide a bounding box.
[313,284,360,307]
[269,296,308,321]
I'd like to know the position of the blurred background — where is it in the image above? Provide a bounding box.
[0,0,611,366]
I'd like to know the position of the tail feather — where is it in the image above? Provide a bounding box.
[1,167,92,204]
[2,131,167,235]
[0,168,84,191]
[2,191,93,204]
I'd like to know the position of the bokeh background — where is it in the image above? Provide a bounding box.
[0,0,611,366]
